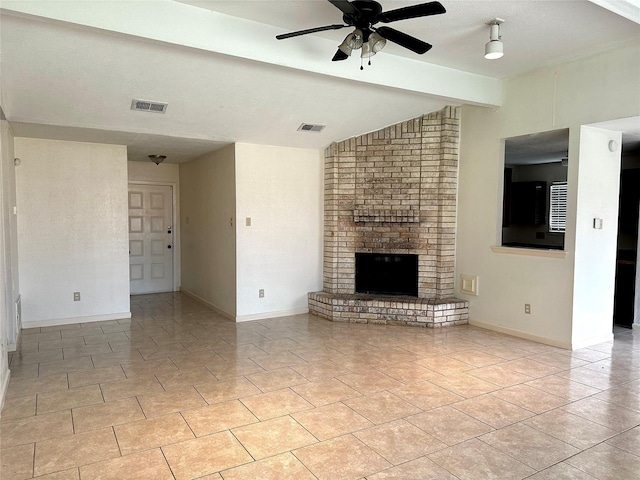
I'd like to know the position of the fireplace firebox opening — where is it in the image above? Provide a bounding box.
[355,253,418,297]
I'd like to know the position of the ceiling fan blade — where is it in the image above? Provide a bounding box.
[332,49,350,61]
[379,1,446,23]
[376,26,432,54]
[276,24,348,40]
[327,0,359,15]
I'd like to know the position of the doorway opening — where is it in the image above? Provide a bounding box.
[589,116,640,331]
[614,157,640,328]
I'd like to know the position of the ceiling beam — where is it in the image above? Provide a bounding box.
[1,0,501,107]
[587,0,640,24]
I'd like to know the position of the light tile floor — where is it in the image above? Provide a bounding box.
[1,292,639,479]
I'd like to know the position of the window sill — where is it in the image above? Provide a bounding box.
[491,246,567,259]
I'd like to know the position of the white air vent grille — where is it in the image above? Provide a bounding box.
[131,99,168,114]
[297,123,326,133]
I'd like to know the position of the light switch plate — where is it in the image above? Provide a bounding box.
[593,218,603,229]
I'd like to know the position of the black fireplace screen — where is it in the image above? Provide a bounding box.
[355,253,418,296]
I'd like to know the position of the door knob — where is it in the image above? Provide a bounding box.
[167,245,172,249]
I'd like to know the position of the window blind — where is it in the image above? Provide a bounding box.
[549,182,567,232]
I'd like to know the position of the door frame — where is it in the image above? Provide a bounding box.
[128,181,181,293]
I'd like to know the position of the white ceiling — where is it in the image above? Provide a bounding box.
[505,128,569,165]
[1,0,639,163]
[178,0,639,77]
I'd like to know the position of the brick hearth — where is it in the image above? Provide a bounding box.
[309,106,469,327]
[309,292,468,328]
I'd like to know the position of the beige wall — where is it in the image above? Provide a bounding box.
[180,145,237,317]
[572,126,622,347]
[0,106,18,408]
[457,42,639,348]
[128,161,179,184]
[179,143,322,321]
[1,113,19,347]
[235,143,323,320]
[14,138,130,327]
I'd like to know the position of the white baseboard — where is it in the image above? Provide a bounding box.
[181,290,309,323]
[469,318,572,350]
[21,312,132,329]
[470,318,615,350]
[181,289,235,321]
[235,307,309,323]
[570,333,615,350]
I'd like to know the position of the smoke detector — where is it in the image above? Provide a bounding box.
[131,99,168,114]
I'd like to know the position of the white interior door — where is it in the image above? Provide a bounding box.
[128,184,174,295]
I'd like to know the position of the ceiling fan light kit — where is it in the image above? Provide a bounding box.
[361,41,372,58]
[276,0,446,69]
[361,31,387,58]
[484,18,505,60]
[347,29,365,49]
[338,36,353,56]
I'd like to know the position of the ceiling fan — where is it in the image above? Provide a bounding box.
[276,0,446,64]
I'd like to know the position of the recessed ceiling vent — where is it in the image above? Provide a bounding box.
[131,99,168,114]
[297,123,326,133]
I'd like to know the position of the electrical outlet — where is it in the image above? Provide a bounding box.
[259,289,264,298]
[74,292,81,301]
[524,303,531,314]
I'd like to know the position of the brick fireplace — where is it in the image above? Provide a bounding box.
[308,106,469,327]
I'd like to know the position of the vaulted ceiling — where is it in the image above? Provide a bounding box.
[1,0,638,163]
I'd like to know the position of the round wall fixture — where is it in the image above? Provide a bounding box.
[608,140,619,152]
